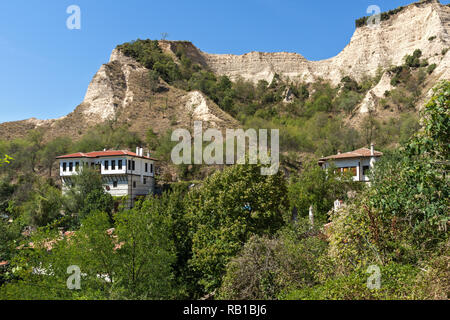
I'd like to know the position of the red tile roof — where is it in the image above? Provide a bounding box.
[319,148,383,161]
[56,150,158,161]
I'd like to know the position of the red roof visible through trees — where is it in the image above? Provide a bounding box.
[56,150,158,161]
[319,148,383,162]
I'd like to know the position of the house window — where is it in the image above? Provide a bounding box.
[133,181,136,188]
[63,163,67,172]
[69,162,73,172]
[132,160,135,171]
[363,166,370,176]
[104,161,109,170]
[118,160,123,170]
[112,160,116,170]
[113,181,118,188]
[145,163,148,172]
[128,160,132,171]
[143,178,147,185]
[342,167,356,176]
[150,164,153,174]
[75,162,80,171]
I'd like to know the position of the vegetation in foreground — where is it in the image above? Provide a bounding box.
[0,81,448,300]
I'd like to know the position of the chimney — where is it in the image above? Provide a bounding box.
[140,148,144,157]
[147,152,150,158]
[337,150,341,155]
[136,147,139,155]
[370,143,375,156]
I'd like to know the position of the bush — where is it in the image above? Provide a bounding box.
[404,49,423,69]
[219,220,328,300]
[336,90,362,114]
[186,163,288,294]
[411,239,450,300]
[283,263,419,300]
[355,6,405,28]
[427,63,437,75]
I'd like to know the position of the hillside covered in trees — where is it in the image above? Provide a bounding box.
[0,1,449,300]
[0,81,448,300]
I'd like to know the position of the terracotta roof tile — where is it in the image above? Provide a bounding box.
[319,148,383,161]
[56,150,158,161]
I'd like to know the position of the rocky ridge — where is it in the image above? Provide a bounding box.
[0,0,448,140]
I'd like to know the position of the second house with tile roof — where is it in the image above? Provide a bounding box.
[318,144,383,182]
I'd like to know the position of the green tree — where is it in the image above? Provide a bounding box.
[148,70,160,92]
[288,161,358,223]
[140,186,202,299]
[186,163,288,294]
[63,168,113,227]
[0,212,116,300]
[146,128,160,150]
[369,81,449,248]
[406,80,449,160]
[79,189,114,221]
[219,220,328,300]
[0,209,176,300]
[22,180,63,227]
[39,137,72,177]
[113,202,176,299]
[26,129,45,173]
[327,81,449,276]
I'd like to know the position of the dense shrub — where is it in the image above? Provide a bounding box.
[427,63,437,74]
[355,6,405,28]
[219,222,328,300]
[283,263,419,300]
[186,163,288,294]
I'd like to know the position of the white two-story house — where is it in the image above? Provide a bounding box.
[318,144,382,182]
[57,148,157,206]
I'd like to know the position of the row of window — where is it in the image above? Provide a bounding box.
[104,160,153,173]
[66,178,149,190]
[334,166,371,177]
[110,179,147,189]
[62,162,79,172]
[104,160,123,171]
[62,159,154,174]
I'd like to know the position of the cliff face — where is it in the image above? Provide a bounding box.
[0,0,448,140]
[0,49,238,141]
[200,0,449,85]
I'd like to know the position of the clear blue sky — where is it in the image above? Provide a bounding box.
[1,0,448,123]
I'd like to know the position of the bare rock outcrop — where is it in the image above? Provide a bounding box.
[0,0,448,141]
[199,0,449,85]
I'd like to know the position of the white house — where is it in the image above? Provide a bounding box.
[318,144,382,182]
[57,148,157,206]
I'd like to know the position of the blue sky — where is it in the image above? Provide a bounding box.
[0,0,448,123]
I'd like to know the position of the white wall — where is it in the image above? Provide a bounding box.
[59,156,155,177]
[62,174,156,199]
[123,156,155,177]
[100,157,127,175]
[59,156,157,203]
[59,158,85,176]
[322,157,380,182]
